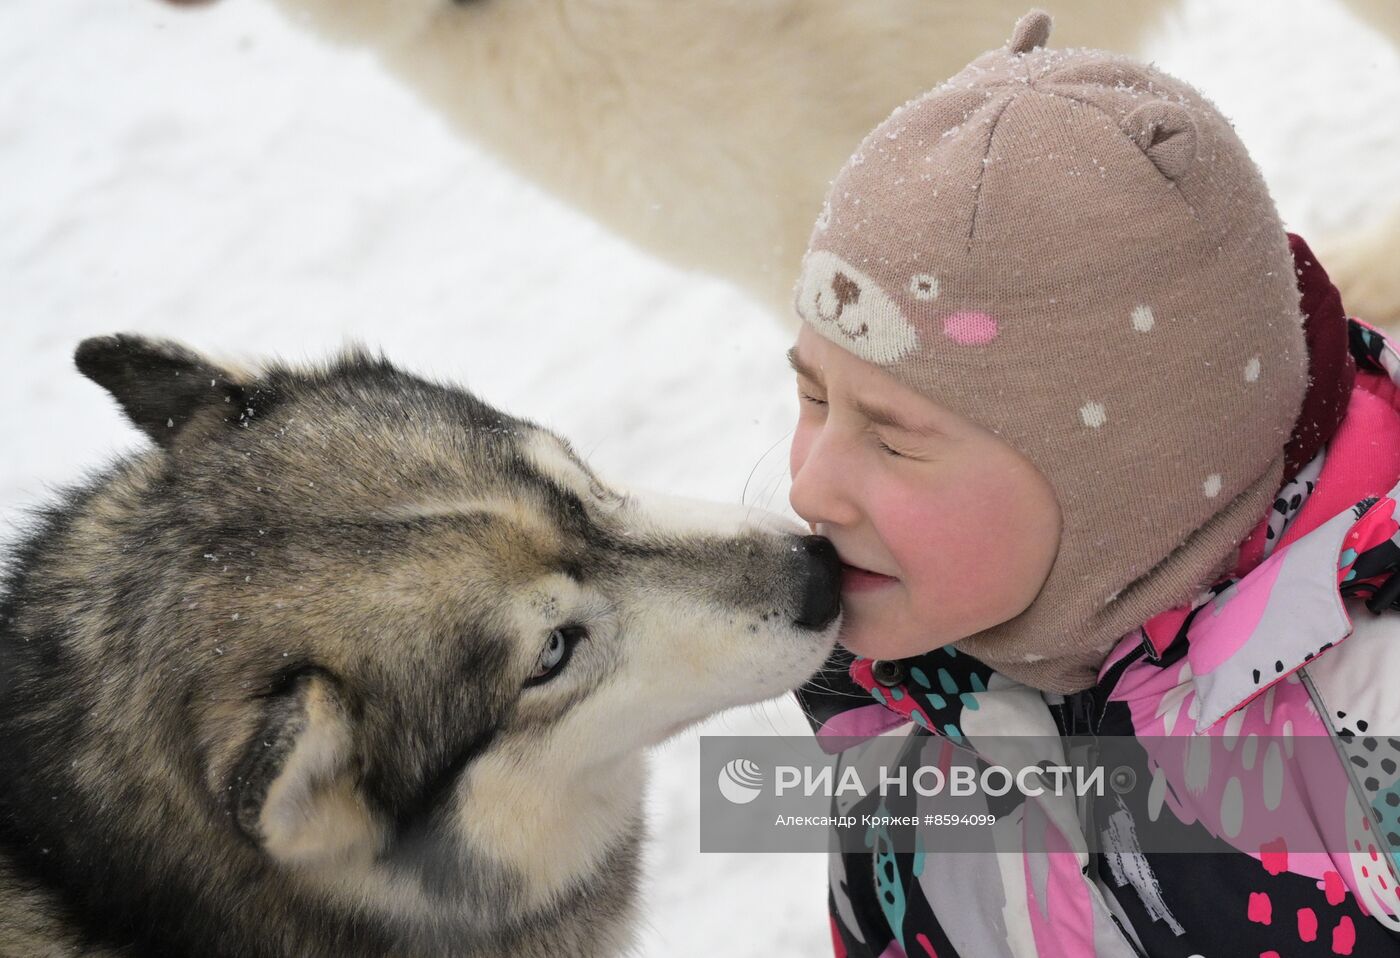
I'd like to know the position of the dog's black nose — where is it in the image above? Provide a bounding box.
[793,535,842,630]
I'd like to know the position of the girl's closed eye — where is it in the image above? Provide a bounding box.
[871,432,924,460]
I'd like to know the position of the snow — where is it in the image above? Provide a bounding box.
[1,1,1397,955]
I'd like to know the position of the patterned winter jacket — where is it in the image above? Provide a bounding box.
[797,315,1400,958]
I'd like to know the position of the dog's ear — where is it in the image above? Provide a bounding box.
[230,671,382,867]
[74,334,249,448]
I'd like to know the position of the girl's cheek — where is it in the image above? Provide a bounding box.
[870,478,985,575]
[868,486,938,540]
[865,466,954,538]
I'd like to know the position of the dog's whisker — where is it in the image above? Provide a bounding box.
[740,429,793,511]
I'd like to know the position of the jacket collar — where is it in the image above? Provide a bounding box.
[1173,494,1380,731]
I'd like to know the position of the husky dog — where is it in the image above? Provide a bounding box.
[163,0,1400,323]
[0,336,841,958]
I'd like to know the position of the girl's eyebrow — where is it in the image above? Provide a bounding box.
[852,398,947,438]
[786,347,823,386]
[788,347,946,438]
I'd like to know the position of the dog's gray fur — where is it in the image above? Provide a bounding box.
[0,336,839,957]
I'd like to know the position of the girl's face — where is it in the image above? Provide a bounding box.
[788,325,1062,661]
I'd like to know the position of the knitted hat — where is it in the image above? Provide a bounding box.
[794,10,1309,693]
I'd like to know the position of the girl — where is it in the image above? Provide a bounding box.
[791,10,1400,956]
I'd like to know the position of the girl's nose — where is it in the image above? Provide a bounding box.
[789,430,862,529]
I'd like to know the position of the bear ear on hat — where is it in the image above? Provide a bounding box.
[1121,101,1199,183]
[1007,10,1052,54]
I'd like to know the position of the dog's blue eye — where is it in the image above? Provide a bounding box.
[525,626,585,686]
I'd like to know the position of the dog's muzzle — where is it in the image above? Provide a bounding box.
[792,535,842,630]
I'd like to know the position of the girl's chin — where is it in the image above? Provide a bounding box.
[837,610,957,661]
[837,623,919,661]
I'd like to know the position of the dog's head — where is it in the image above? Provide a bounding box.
[69,335,838,916]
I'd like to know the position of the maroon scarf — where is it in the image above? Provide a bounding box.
[1282,233,1355,481]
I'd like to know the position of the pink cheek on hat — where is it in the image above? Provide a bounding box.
[942,311,999,345]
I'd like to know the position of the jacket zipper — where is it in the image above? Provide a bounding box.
[1298,665,1400,875]
[1064,689,1151,958]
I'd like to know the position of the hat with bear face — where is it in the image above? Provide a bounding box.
[795,10,1308,692]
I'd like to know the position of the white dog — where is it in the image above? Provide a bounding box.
[187,0,1400,323]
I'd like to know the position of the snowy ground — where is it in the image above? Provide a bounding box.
[2,1,1397,955]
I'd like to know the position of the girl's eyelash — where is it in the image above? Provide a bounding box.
[875,435,926,460]
[799,391,828,406]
